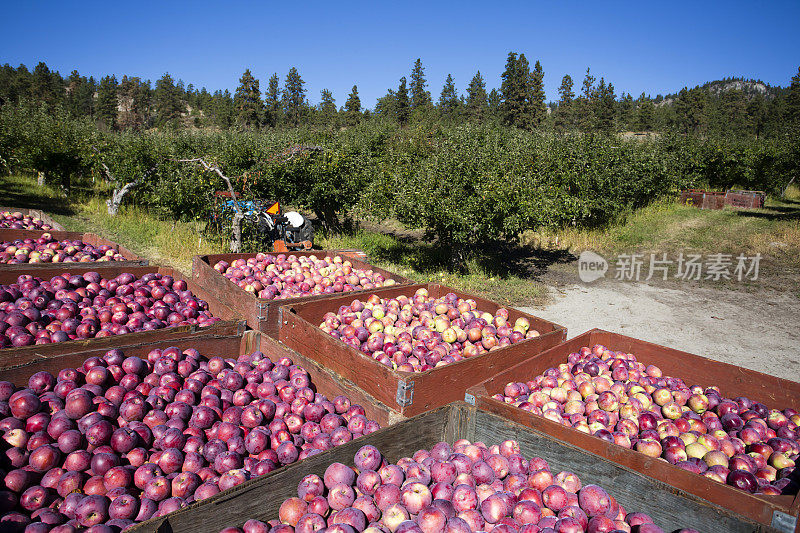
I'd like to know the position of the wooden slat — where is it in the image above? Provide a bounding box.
[467,328,800,531]
[191,251,412,338]
[128,403,767,533]
[0,207,66,231]
[278,283,566,417]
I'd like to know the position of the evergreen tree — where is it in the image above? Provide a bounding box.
[264,73,282,127]
[282,67,308,126]
[438,74,460,117]
[375,89,396,118]
[500,52,520,127]
[581,68,596,99]
[65,70,94,119]
[618,92,635,131]
[154,73,185,127]
[576,68,596,131]
[487,88,501,119]
[318,88,337,124]
[530,60,546,128]
[594,78,616,133]
[195,87,214,125]
[500,52,535,129]
[118,76,149,130]
[31,62,62,107]
[396,77,410,125]
[746,94,767,138]
[786,67,800,130]
[674,86,708,135]
[213,89,235,129]
[96,75,119,130]
[10,64,33,104]
[636,93,654,131]
[465,71,488,121]
[344,85,362,125]
[716,88,748,137]
[409,58,432,114]
[554,74,575,132]
[233,69,263,129]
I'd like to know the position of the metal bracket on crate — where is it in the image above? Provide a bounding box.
[464,392,475,405]
[257,303,268,322]
[396,380,414,407]
[771,511,797,533]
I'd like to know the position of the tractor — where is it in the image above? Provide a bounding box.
[210,191,314,252]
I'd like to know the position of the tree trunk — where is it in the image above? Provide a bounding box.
[783,176,796,199]
[314,206,340,234]
[230,212,244,252]
[106,181,140,216]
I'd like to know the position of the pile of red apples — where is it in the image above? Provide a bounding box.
[0,234,127,264]
[0,212,54,231]
[217,440,692,533]
[213,254,396,300]
[494,344,800,496]
[318,288,540,372]
[0,345,381,531]
[0,272,219,349]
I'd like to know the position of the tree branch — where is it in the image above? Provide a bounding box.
[91,146,114,181]
[175,158,244,252]
[93,146,156,216]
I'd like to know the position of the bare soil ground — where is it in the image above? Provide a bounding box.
[519,278,800,382]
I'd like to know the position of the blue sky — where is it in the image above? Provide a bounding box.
[1,1,798,108]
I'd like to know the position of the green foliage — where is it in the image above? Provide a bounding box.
[282,67,308,127]
[344,85,362,126]
[264,74,282,128]
[1,100,798,267]
[409,59,432,115]
[465,71,488,121]
[0,102,98,189]
[500,53,544,130]
[395,77,410,125]
[438,74,460,118]
[96,75,119,130]
[317,89,337,125]
[154,73,185,128]
[234,69,264,129]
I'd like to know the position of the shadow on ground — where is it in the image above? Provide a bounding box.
[341,220,577,279]
[0,177,76,216]
[738,203,800,221]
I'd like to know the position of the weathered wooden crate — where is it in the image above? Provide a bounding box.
[131,402,769,533]
[680,189,726,209]
[278,283,567,418]
[726,190,767,209]
[0,264,241,368]
[0,206,66,231]
[191,251,411,337]
[465,328,800,532]
[0,228,146,270]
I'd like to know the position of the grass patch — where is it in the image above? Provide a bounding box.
[52,198,226,274]
[1,174,546,305]
[523,197,800,270]
[4,171,797,302]
[317,231,547,305]
[1,174,226,274]
[0,174,72,213]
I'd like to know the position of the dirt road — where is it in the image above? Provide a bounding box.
[519,280,800,382]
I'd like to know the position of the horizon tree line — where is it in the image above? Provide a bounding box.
[1,58,798,138]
